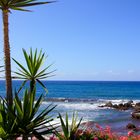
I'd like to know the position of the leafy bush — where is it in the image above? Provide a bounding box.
[0,98,18,140]
[0,89,57,140]
[50,120,140,140]
[13,88,57,139]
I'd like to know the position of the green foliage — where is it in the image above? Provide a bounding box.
[0,0,54,12]
[56,112,82,140]
[13,88,57,139]
[0,89,57,140]
[13,48,55,93]
[79,129,94,140]
[10,48,57,139]
[0,98,18,139]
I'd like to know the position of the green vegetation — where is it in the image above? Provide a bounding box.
[0,98,17,140]
[0,48,57,139]
[0,47,140,139]
[50,121,140,140]
[0,89,56,140]
[14,89,56,139]
[13,48,55,93]
[56,112,82,140]
[0,0,54,106]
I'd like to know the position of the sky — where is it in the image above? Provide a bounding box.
[0,0,140,81]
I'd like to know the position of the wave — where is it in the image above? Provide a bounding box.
[44,97,140,104]
[45,97,97,102]
[41,98,140,111]
[42,101,100,110]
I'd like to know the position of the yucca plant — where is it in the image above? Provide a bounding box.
[0,89,57,140]
[13,48,55,93]
[0,0,54,106]
[0,98,19,140]
[13,88,57,139]
[56,112,82,140]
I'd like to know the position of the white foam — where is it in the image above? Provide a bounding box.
[104,99,129,104]
[44,118,87,130]
[132,100,140,104]
[98,99,140,105]
[57,102,100,110]
[41,99,140,111]
[42,101,100,110]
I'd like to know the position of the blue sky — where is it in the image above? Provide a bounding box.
[0,0,140,81]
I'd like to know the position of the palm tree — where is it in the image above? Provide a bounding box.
[13,48,55,93]
[0,0,54,106]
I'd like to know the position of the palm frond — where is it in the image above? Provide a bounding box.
[10,6,31,11]
[13,48,55,93]
[0,0,55,12]
[13,58,30,76]
[15,1,53,7]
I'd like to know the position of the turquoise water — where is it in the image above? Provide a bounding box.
[1,80,140,134]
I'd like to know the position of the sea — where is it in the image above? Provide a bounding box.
[1,80,140,135]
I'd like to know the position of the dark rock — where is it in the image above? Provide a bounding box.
[116,104,124,110]
[99,100,135,111]
[134,106,140,111]
[118,103,123,107]
[135,102,140,107]
[126,123,136,129]
[124,102,132,108]
[132,111,140,119]
[113,104,118,109]
[128,100,133,104]
[105,101,113,107]
[98,105,104,107]
[134,103,140,111]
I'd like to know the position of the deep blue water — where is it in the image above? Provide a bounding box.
[45,81,140,99]
[5,80,140,100]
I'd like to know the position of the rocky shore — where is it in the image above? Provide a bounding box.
[99,100,140,132]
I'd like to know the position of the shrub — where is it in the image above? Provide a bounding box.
[0,89,57,140]
[52,121,140,140]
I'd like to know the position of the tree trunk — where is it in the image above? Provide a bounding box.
[30,79,36,93]
[2,10,13,106]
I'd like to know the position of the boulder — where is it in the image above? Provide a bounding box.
[112,104,118,109]
[98,105,104,107]
[124,102,132,108]
[99,100,134,110]
[128,100,133,104]
[135,102,140,106]
[118,103,123,107]
[134,102,140,111]
[126,123,136,129]
[132,111,140,119]
[105,101,113,107]
[134,106,140,111]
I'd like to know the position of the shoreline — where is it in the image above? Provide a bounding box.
[41,99,140,135]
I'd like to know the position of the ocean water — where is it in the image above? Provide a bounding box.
[1,80,140,134]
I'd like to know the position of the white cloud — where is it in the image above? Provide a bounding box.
[127,70,134,74]
[106,70,120,76]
